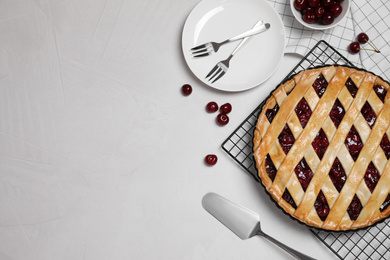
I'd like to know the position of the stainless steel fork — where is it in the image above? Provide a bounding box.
[206,21,269,83]
[191,20,269,57]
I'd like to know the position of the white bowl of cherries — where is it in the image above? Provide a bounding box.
[291,0,349,30]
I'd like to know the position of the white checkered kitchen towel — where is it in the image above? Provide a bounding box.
[269,0,390,81]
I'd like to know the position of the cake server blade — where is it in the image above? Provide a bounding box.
[202,192,259,239]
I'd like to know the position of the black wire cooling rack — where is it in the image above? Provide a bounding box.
[221,40,390,260]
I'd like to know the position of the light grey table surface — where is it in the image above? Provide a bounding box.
[0,0,340,259]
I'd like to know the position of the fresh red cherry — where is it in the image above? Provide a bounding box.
[294,0,307,11]
[315,6,325,18]
[357,32,369,44]
[220,103,232,114]
[205,154,218,166]
[206,101,218,113]
[308,0,320,8]
[303,10,316,24]
[321,0,333,7]
[322,12,334,25]
[330,3,342,17]
[216,113,229,126]
[354,33,380,53]
[302,7,314,14]
[181,84,192,96]
[349,42,360,54]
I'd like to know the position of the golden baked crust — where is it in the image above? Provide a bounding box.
[253,65,390,231]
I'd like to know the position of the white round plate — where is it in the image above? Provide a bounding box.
[182,0,285,92]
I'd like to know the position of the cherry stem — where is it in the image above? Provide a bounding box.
[358,48,381,53]
[364,40,381,53]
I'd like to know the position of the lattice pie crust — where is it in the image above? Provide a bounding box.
[254,65,390,231]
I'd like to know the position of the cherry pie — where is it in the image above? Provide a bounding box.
[253,65,390,231]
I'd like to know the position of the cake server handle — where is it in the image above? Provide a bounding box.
[256,229,317,260]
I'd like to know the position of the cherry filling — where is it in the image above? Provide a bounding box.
[294,158,314,191]
[312,74,328,98]
[314,190,330,221]
[278,125,295,154]
[361,101,377,128]
[330,99,345,128]
[374,84,387,103]
[329,158,347,192]
[295,98,312,128]
[364,162,380,193]
[282,189,297,209]
[265,154,277,181]
[347,195,363,221]
[345,78,358,98]
[380,194,390,212]
[312,129,329,159]
[380,134,390,159]
[266,104,279,123]
[345,126,363,161]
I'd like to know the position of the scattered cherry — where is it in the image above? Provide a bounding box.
[357,33,369,44]
[206,101,218,113]
[216,113,229,126]
[349,42,360,54]
[220,103,232,114]
[357,32,380,53]
[349,33,380,54]
[181,84,192,96]
[205,154,218,166]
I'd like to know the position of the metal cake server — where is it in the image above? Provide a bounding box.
[202,192,317,260]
